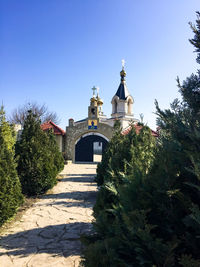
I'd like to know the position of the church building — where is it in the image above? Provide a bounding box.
[41,63,158,163]
[63,63,139,163]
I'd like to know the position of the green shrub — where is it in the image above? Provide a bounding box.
[15,110,64,196]
[0,106,23,226]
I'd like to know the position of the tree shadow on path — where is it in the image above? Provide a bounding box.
[0,222,92,258]
[60,175,95,183]
[39,173,98,208]
[39,190,97,208]
[0,172,97,260]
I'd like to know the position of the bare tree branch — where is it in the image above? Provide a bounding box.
[9,102,60,125]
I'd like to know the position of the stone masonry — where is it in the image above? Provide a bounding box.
[65,119,113,162]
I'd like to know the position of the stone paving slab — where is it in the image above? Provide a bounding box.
[0,163,97,267]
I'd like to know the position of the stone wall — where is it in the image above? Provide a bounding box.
[65,119,114,162]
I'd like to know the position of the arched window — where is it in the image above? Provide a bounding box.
[114,100,118,113]
[127,99,132,114]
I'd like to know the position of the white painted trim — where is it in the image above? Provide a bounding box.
[75,132,109,145]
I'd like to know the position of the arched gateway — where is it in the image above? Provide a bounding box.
[65,118,113,162]
[75,133,109,162]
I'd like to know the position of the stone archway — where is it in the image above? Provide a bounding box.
[75,132,109,162]
[65,119,114,163]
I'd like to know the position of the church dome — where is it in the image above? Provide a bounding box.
[90,96,97,103]
[120,69,126,80]
[97,96,103,105]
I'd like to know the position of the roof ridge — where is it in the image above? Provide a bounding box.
[121,124,158,137]
[41,120,65,135]
[49,121,65,135]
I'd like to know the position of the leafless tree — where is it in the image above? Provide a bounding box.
[9,102,60,125]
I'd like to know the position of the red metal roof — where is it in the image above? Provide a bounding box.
[41,121,65,136]
[121,124,159,137]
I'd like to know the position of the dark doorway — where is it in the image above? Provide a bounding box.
[75,134,108,162]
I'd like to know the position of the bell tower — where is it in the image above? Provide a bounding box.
[88,86,105,120]
[111,60,134,118]
[88,86,99,119]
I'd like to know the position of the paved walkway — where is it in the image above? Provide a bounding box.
[0,163,97,267]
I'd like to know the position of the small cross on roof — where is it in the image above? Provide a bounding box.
[122,59,125,69]
[92,86,97,96]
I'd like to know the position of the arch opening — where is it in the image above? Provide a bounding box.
[75,133,109,163]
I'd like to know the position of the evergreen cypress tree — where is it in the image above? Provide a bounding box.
[16,110,64,196]
[108,11,200,266]
[94,124,155,217]
[0,106,23,226]
[96,119,124,187]
[81,123,156,266]
[81,11,200,267]
[189,11,200,64]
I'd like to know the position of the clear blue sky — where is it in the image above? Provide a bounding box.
[1,0,199,131]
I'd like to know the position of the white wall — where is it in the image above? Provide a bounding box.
[55,135,63,152]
